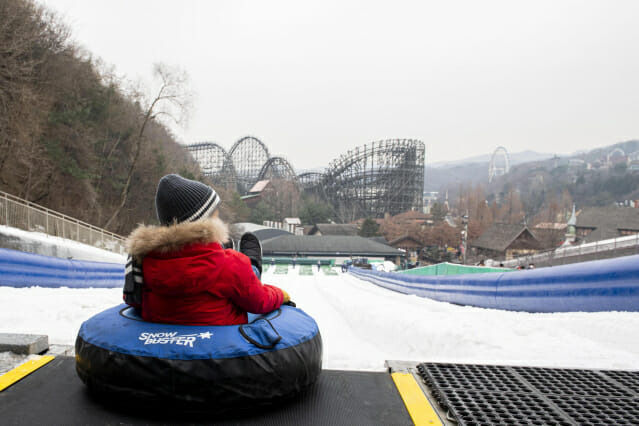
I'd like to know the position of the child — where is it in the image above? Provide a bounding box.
[123,174,290,325]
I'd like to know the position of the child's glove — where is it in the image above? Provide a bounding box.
[281,289,296,307]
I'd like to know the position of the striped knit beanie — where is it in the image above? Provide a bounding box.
[155,174,221,225]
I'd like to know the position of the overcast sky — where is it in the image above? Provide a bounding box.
[39,0,639,170]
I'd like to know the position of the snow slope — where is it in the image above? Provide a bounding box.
[0,225,126,263]
[1,265,638,372]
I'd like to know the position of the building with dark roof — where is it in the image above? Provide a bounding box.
[307,223,359,236]
[231,223,294,241]
[367,236,390,246]
[252,228,294,242]
[261,235,404,263]
[471,224,541,260]
[388,235,424,260]
[576,206,639,243]
[532,222,566,249]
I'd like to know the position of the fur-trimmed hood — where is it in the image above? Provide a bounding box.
[126,217,229,258]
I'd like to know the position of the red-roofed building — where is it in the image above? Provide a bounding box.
[241,180,274,208]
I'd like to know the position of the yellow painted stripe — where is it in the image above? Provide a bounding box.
[0,355,55,392]
[392,372,443,426]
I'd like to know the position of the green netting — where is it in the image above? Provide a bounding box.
[399,262,512,276]
[322,265,338,275]
[266,257,334,266]
[274,265,289,274]
[299,265,314,275]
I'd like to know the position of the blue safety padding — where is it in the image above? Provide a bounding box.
[350,255,639,313]
[0,248,124,288]
[78,304,319,359]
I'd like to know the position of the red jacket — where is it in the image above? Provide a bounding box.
[125,218,284,325]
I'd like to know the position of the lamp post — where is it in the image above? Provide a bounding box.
[462,211,469,265]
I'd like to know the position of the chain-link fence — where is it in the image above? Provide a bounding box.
[0,191,125,255]
[498,233,639,269]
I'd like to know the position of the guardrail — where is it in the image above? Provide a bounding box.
[498,234,639,268]
[350,254,639,313]
[0,190,125,255]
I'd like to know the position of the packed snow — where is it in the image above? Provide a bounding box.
[1,265,639,372]
[0,225,126,263]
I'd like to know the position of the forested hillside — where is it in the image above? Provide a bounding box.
[486,140,639,221]
[428,140,639,256]
[0,0,204,234]
[425,151,556,193]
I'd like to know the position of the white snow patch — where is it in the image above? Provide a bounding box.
[2,266,638,373]
[375,261,397,272]
[0,225,126,263]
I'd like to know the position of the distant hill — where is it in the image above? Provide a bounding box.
[425,161,488,193]
[425,141,639,194]
[424,151,557,193]
[576,140,639,163]
[426,139,639,218]
[429,150,557,169]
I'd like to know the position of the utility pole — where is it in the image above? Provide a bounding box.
[462,211,469,265]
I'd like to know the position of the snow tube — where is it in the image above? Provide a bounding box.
[75,304,322,406]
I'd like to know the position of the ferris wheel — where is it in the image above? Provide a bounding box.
[488,146,510,183]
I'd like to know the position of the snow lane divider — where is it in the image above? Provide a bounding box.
[349,254,639,313]
[0,248,124,288]
[391,372,443,426]
[0,355,55,392]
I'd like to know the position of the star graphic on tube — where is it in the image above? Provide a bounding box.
[199,332,213,339]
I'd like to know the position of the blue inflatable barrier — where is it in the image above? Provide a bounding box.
[350,255,639,313]
[0,248,124,288]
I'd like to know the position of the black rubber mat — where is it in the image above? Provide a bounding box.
[417,362,639,426]
[0,357,412,425]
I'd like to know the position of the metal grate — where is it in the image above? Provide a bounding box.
[444,389,569,425]
[602,370,639,394]
[417,363,639,426]
[513,366,634,398]
[419,363,529,394]
[547,395,639,426]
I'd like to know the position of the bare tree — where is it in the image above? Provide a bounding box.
[104,63,192,229]
[332,197,362,224]
[0,0,69,178]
